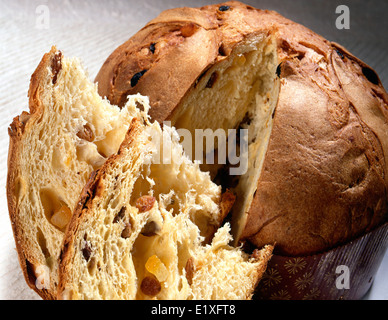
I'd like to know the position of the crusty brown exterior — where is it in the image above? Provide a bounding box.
[95,1,388,256]
[7,47,61,300]
[244,43,388,255]
[95,1,276,122]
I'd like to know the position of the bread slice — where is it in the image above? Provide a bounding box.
[57,118,273,300]
[169,32,280,250]
[95,1,388,256]
[6,47,147,299]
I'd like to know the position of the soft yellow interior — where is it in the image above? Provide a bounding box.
[171,34,280,243]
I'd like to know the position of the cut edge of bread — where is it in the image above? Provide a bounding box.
[169,32,280,245]
[6,46,148,299]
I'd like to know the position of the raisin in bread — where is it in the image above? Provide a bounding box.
[57,117,272,300]
[6,46,148,299]
[95,1,388,256]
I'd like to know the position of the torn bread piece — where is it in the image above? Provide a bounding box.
[58,118,273,300]
[6,47,147,299]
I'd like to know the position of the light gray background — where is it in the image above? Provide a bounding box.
[0,0,387,300]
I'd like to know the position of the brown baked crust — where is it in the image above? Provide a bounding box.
[244,45,388,255]
[95,1,388,256]
[7,46,61,300]
[95,1,274,121]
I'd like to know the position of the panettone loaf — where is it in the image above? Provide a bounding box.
[7,46,272,300]
[6,47,146,299]
[57,118,273,300]
[95,1,388,256]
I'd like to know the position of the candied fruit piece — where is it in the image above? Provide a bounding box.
[145,255,168,282]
